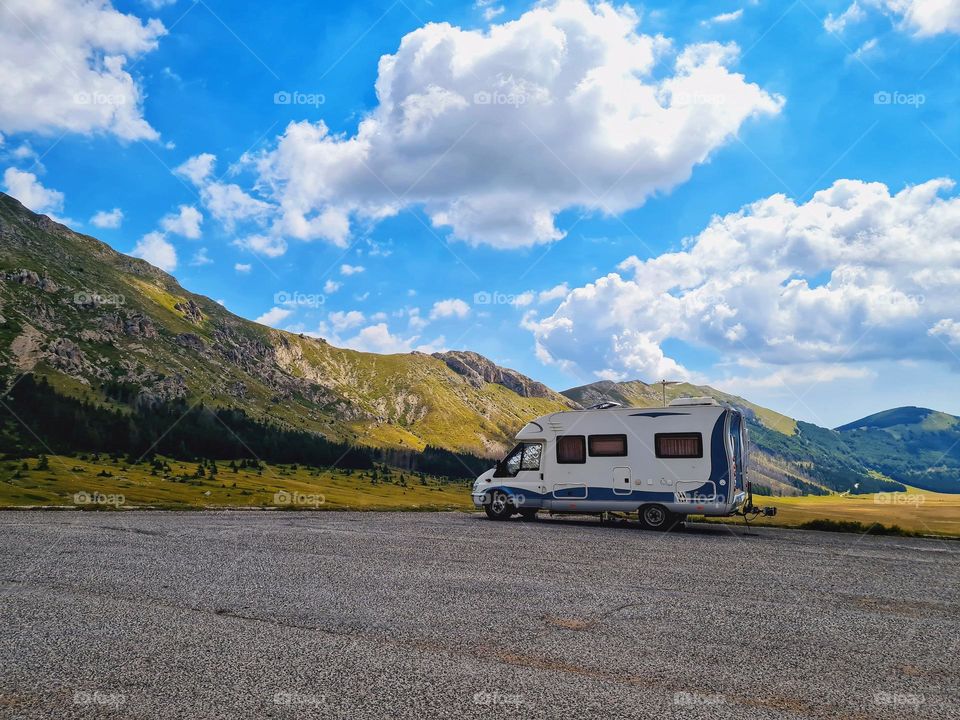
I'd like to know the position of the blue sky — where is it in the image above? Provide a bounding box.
[1,0,959,427]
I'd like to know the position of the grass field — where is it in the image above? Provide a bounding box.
[0,454,473,511]
[706,485,960,537]
[2,454,958,537]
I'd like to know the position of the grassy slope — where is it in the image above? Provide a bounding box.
[0,455,472,511]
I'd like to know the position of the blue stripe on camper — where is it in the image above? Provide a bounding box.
[707,412,730,503]
[482,485,676,505]
[628,411,690,418]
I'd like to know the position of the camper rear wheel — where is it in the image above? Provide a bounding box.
[485,491,514,521]
[638,504,677,531]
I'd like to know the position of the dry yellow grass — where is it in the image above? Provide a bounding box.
[714,486,960,536]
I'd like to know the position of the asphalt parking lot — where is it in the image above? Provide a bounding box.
[1,511,957,719]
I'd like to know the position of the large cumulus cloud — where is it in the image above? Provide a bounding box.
[528,178,960,380]
[0,0,165,141]
[251,0,783,249]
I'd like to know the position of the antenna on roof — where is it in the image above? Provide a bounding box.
[658,379,681,407]
[587,401,622,410]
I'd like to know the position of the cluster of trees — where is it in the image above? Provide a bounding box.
[0,375,489,480]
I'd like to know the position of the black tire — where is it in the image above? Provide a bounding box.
[638,504,678,531]
[484,490,514,521]
[519,508,539,521]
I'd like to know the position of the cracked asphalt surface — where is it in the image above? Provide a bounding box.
[1,511,957,719]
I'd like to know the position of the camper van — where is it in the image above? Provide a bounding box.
[472,398,749,530]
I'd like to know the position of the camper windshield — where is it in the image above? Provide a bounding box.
[495,442,542,477]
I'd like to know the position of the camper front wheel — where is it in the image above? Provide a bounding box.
[485,491,514,521]
[638,504,676,531]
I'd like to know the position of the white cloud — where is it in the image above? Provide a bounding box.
[189,247,212,266]
[719,364,875,392]
[91,207,124,229]
[3,168,64,215]
[175,153,272,232]
[827,1,960,36]
[538,283,569,303]
[328,310,366,332]
[160,204,203,239]
[529,178,960,382]
[340,264,365,276]
[234,263,252,273]
[256,306,292,326]
[234,234,287,258]
[131,230,177,271]
[851,37,879,59]
[251,0,782,249]
[930,319,960,346]
[339,323,444,354]
[201,180,272,229]
[511,292,536,308]
[323,279,342,294]
[0,0,165,141]
[175,153,216,185]
[824,1,866,33]
[702,9,744,26]
[430,298,471,319]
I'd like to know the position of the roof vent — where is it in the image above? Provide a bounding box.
[586,401,623,410]
[668,397,718,407]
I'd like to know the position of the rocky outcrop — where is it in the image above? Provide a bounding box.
[432,350,568,402]
[176,333,206,353]
[174,299,203,324]
[98,312,157,339]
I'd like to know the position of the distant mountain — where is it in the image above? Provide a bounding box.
[833,407,960,492]
[836,406,959,433]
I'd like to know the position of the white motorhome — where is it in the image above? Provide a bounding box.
[472,398,750,530]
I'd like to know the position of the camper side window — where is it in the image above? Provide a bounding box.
[588,434,627,457]
[655,433,703,459]
[556,435,586,464]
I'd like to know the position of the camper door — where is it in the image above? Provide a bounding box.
[493,441,546,509]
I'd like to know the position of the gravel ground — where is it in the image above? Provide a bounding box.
[0,511,957,719]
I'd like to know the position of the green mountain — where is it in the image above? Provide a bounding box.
[0,193,571,461]
[832,407,960,491]
[1,192,957,495]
